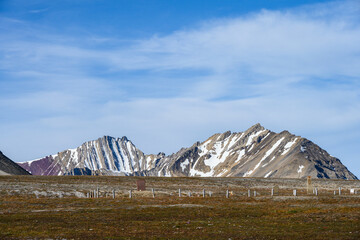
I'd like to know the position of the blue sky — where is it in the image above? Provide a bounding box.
[0,0,359,177]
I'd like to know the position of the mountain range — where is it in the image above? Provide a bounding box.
[18,124,357,179]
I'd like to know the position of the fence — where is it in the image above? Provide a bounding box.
[80,187,359,199]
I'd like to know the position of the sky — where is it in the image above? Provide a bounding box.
[0,0,359,177]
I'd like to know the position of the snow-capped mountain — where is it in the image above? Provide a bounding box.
[18,124,357,179]
[18,136,161,176]
[156,124,356,179]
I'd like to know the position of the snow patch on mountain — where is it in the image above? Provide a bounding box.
[264,171,272,178]
[235,149,246,163]
[244,137,284,177]
[282,138,298,155]
[246,130,265,146]
[180,159,189,172]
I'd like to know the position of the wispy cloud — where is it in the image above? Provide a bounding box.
[2,1,359,96]
[28,8,49,14]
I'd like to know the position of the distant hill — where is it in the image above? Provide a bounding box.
[18,124,357,179]
[0,151,30,175]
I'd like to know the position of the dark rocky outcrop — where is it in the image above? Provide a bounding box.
[0,151,30,175]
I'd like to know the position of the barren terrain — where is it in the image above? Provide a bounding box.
[1,176,360,239]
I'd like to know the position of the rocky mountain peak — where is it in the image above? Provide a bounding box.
[217,130,232,141]
[120,136,129,142]
[248,123,265,132]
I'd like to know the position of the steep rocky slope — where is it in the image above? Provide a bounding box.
[18,124,357,179]
[18,136,161,176]
[0,151,30,175]
[157,124,356,179]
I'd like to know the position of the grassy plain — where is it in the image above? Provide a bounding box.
[0,176,359,239]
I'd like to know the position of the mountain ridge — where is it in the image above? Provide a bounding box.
[0,151,31,175]
[18,124,358,179]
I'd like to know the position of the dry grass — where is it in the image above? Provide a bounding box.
[0,176,359,239]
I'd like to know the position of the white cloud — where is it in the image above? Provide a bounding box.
[3,1,360,80]
[0,0,360,177]
[108,2,360,79]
